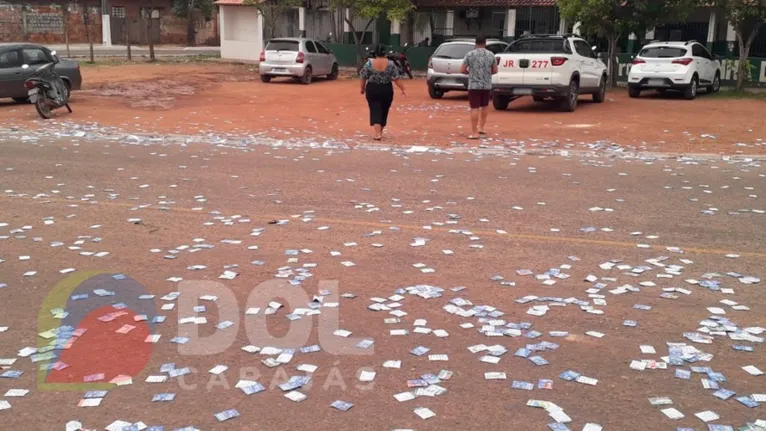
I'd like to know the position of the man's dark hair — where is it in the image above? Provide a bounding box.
[476,35,487,46]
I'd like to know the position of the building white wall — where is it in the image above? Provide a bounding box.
[406,11,434,45]
[453,9,504,38]
[220,5,263,62]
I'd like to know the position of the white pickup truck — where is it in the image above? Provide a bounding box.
[491,34,608,112]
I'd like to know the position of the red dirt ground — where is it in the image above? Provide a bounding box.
[0,62,764,154]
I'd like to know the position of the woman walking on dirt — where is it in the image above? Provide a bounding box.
[360,45,406,141]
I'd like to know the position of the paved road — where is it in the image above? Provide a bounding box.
[0,137,764,430]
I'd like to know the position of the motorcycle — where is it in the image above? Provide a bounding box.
[22,50,72,120]
[364,44,414,79]
[387,43,413,79]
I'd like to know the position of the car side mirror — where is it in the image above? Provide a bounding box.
[22,64,29,69]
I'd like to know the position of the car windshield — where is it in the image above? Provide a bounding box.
[506,39,569,53]
[432,43,473,59]
[639,46,687,58]
[266,40,299,51]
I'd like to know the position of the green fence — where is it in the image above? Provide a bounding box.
[326,43,437,70]
[327,43,766,87]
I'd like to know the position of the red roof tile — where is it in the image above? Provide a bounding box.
[415,0,556,6]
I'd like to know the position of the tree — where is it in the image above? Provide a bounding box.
[329,0,414,69]
[717,0,766,90]
[81,4,96,63]
[172,0,214,46]
[147,0,156,61]
[558,0,699,88]
[243,0,303,41]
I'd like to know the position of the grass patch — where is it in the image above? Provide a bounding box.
[78,54,222,67]
[708,89,766,100]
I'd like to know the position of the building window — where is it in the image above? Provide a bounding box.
[111,6,125,18]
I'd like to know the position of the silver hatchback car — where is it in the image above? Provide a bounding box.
[426,38,508,99]
[259,37,339,85]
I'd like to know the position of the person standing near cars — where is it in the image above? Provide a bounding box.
[460,35,498,139]
[360,44,406,141]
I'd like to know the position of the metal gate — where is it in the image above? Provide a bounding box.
[653,22,708,43]
[515,6,560,37]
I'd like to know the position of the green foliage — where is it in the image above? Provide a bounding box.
[172,0,215,20]
[329,0,413,69]
[243,0,303,11]
[724,58,756,81]
[717,0,766,29]
[330,0,413,23]
[716,0,766,89]
[558,0,701,40]
[244,0,303,40]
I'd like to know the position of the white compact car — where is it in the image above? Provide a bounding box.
[259,37,338,85]
[492,34,608,112]
[627,41,721,100]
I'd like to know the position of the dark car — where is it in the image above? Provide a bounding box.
[0,43,82,102]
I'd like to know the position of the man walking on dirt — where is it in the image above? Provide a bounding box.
[461,35,498,140]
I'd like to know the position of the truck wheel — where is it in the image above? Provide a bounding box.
[559,79,579,112]
[492,94,510,110]
[628,87,641,98]
[683,75,698,100]
[428,84,443,99]
[592,76,606,103]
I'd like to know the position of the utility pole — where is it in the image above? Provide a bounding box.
[101,0,112,46]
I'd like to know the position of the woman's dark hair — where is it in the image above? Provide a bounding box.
[373,44,387,58]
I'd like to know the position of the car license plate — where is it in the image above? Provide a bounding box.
[28,88,38,96]
[513,88,533,95]
[648,79,665,86]
[273,68,287,73]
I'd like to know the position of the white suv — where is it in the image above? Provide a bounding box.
[492,34,608,112]
[628,41,721,100]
